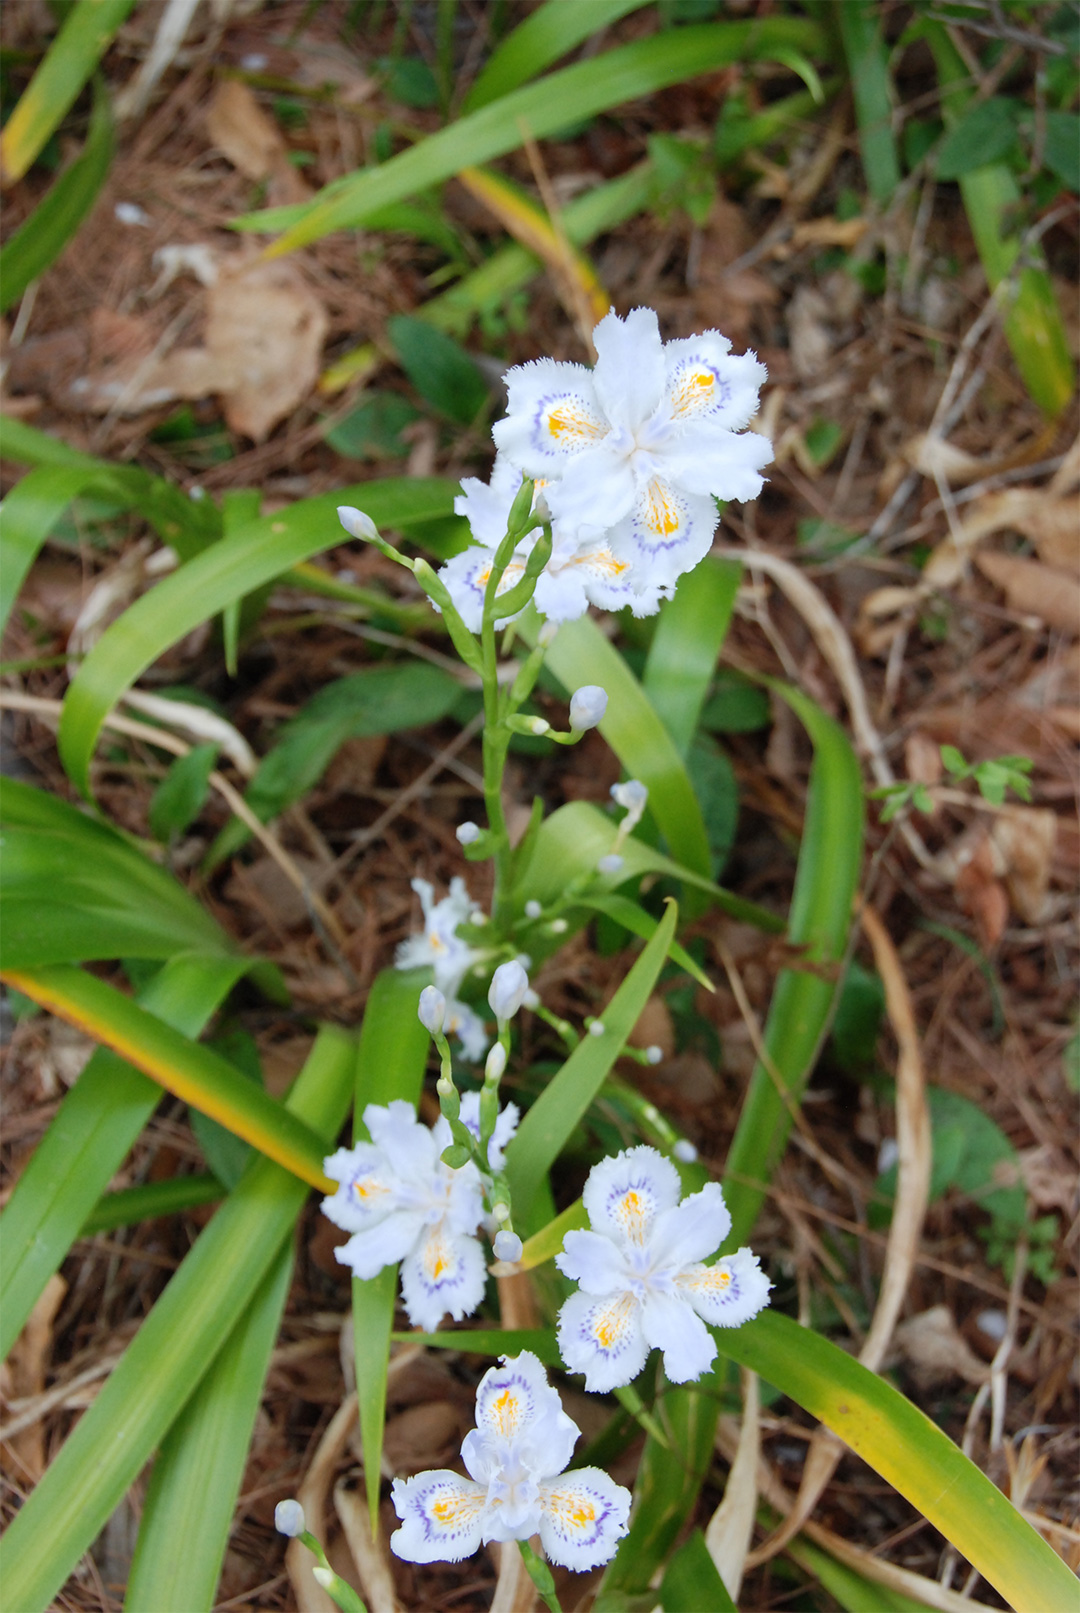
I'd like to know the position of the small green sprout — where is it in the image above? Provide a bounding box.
[940,744,1034,807]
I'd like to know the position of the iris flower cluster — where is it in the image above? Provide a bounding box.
[439,306,770,626]
[319,309,773,1581]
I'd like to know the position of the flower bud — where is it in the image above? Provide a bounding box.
[645,1045,663,1065]
[275,1499,306,1537]
[493,1230,523,1263]
[488,959,529,1020]
[673,1139,698,1163]
[523,988,540,1010]
[456,821,480,845]
[588,1020,605,1038]
[569,685,608,731]
[597,853,624,876]
[538,619,559,647]
[418,985,446,1035]
[312,1567,334,1590]
[525,715,550,735]
[337,505,379,543]
[524,899,542,919]
[484,1042,507,1083]
[611,779,648,815]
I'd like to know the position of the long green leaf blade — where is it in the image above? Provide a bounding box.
[522,610,711,878]
[2,965,333,1189]
[0,1026,354,1613]
[58,477,458,798]
[714,1311,1076,1613]
[240,19,823,252]
[463,0,651,112]
[123,1244,294,1612]
[0,76,113,313]
[0,0,133,182]
[837,0,900,206]
[642,556,741,758]
[0,952,247,1360]
[504,900,677,1221]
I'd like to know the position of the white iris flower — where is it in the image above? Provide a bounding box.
[395,876,483,998]
[494,306,772,599]
[391,1352,630,1570]
[556,1145,771,1391]
[440,454,667,629]
[322,1096,518,1331]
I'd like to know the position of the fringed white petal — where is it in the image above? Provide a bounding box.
[677,1246,773,1328]
[538,1468,631,1570]
[581,1145,681,1249]
[556,1289,649,1392]
[391,1472,487,1563]
[639,1289,717,1383]
[400,1222,487,1331]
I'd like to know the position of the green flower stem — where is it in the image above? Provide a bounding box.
[296,1530,368,1613]
[517,1540,562,1612]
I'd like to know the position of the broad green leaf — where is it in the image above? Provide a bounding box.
[325,391,421,459]
[936,96,1023,181]
[521,798,782,934]
[206,662,462,866]
[659,1529,737,1613]
[713,1310,1077,1613]
[0,463,115,639]
[642,556,740,757]
[148,743,218,842]
[701,669,771,733]
[2,965,333,1189]
[520,610,711,879]
[239,19,824,252]
[837,0,900,204]
[463,0,651,112]
[0,778,232,968]
[0,76,113,313]
[58,476,458,798]
[0,0,134,182]
[80,1174,222,1236]
[349,968,431,1532]
[504,901,677,1221]
[0,1026,355,1613]
[925,21,1073,418]
[0,952,247,1361]
[1043,110,1080,193]
[388,315,489,425]
[124,1244,293,1612]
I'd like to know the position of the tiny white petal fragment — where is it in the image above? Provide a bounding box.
[456,821,481,845]
[489,959,529,1021]
[555,1145,770,1390]
[337,504,379,542]
[115,201,151,226]
[275,1499,305,1537]
[569,684,608,731]
[493,1230,523,1263]
[391,1352,630,1569]
[418,985,446,1036]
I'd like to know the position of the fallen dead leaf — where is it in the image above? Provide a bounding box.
[1,1274,66,1482]
[987,805,1057,923]
[975,552,1080,635]
[206,79,310,204]
[892,1305,991,1389]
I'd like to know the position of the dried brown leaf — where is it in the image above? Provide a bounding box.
[975,552,1080,635]
[892,1305,991,1389]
